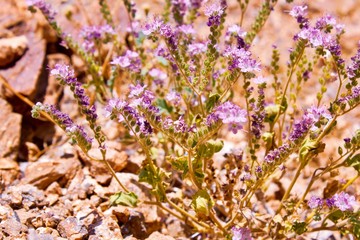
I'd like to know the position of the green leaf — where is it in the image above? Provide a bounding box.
[264,104,280,123]
[191,190,214,218]
[168,156,188,174]
[197,140,224,159]
[328,209,344,223]
[109,191,138,207]
[346,154,360,173]
[156,98,173,114]
[350,214,360,238]
[139,164,158,187]
[205,93,220,112]
[291,221,307,235]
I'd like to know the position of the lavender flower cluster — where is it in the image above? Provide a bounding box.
[308,192,357,212]
[32,103,93,151]
[81,24,115,53]
[27,1,360,239]
[290,5,344,62]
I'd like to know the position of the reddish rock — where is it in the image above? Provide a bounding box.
[1,184,46,210]
[0,35,28,67]
[23,157,81,189]
[0,98,21,185]
[146,231,176,240]
[80,148,128,185]
[57,216,88,240]
[0,217,28,238]
[88,216,123,239]
[0,31,45,98]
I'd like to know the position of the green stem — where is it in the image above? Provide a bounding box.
[276,163,303,214]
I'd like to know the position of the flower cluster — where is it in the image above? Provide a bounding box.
[32,103,93,151]
[26,0,56,22]
[204,2,225,27]
[111,50,142,72]
[81,24,115,52]
[289,106,331,142]
[264,144,290,164]
[289,5,308,26]
[207,101,247,134]
[105,84,160,137]
[291,5,343,61]
[347,45,360,79]
[231,226,252,240]
[50,64,98,122]
[148,68,168,85]
[105,98,153,136]
[308,192,357,212]
[224,47,260,73]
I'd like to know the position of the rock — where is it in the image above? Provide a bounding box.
[57,216,88,240]
[42,205,70,228]
[120,210,147,239]
[0,217,28,238]
[0,31,45,99]
[146,231,175,240]
[1,184,46,210]
[88,216,123,240]
[0,204,15,221]
[80,148,128,185]
[14,208,38,226]
[23,156,81,189]
[46,181,62,195]
[0,35,28,67]
[28,227,61,240]
[0,98,21,185]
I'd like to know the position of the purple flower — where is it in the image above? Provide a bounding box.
[253,76,267,84]
[143,18,164,36]
[264,144,290,164]
[129,84,146,98]
[204,3,225,27]
[207,102,247,134]
[111,50,141,72]
[347,46,360,79]
[316,14,337,30]
[255,166,262,173]
[178,24,195,35]
[50,64,76,84]
[224,47,260,73]
[227,24,247,37]
[231,226,252,240]
[50,64,97,121]
[333,192,357,211]
[190,0,203,9]
[149,68,167,85]
[173,116,187,133]
[188,42,207,56]
[308,195,324,209]
[326,197,335,208]
[289,106,331,142]
[80,24,115,52]
[166,90,181,106]
[297,27,324,47]
[33,103,93,151]
[289,5,308,25]
[163,117,173,129]
[105,99,153,136]
[26,0,56,22]
[171,0,189,23]
[104,99,128,118]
